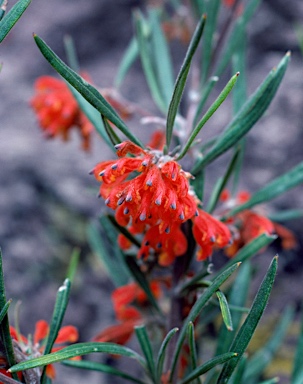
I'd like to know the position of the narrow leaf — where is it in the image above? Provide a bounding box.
[216,291,233,331]
[0,250,16,376]
[193,76,218,128]
[166,15,206,148]
[224,160,303,219]
[87,221,130,287]
[107,214,141,248]
[135,325,156,382]
[134,11,166,113]
[149,8,174,107]
[217,257,278,383]
[114,37,138,88]
[0,0,31,43]
[244,306,293,381]
[169,262,240,380]
[187,322,201,384]
[292,302,303,383]
[0,300,11,325]
[9,342,146,372]
[156,327,179,382]
[101,116,122,147]
[180,352,238,384]
[41,279,71,383]
[63,359,146,384]
[178,72,239,159]
[34,34,143,148]
[63,35,80,73]
[206,147,240,213]
[66,248,80,283]
[268,209,303,222]
[192,52,290,174]
[218,234,276,274]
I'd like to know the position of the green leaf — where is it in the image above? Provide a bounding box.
[0,250,17,378]
[67,83,114,150]
[244,306,294,381]
[101,116,122,147]
[201,0,220,83]
[229,355,247,384]
[268,209,303,222]
[216,262,251,357]
[166,15,207,149]
[218,234,276,275]
[217,256,278,383]
[41,279,71,383]
[206,147,240,213]
[216,290,233,332]
[134,11,166,113]
[62,359,146,384]
[63,35,80,73]
[66,248,80,283]
[156,327,179,382]
[180,352,238,384]
[135,325,156,383]
[292,302,303,383]
[125,255,161,314]
[187,322,201,384]
[232,30,247,114]
[258,378,279,384]
[178,72,239,160]
[191,52,290,174]
[0,0,31,43]
[214,0,261,78]
[0,300,11,325]
[0,0,7,21]
[149,8,174,107]
[34,34,143,148]
[87,219,130,287]
[224,160,303,219]
[169,262,240,380]
[193,76,218,128]
[9,342,146,373]
[114,37,139,88]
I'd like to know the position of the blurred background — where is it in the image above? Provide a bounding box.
[0,0,303,382]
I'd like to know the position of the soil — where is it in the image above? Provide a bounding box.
[0,0,303,383]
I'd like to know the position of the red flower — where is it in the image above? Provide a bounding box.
[31,76,93,150]
[10,320,79,379]
[192,209,231,261]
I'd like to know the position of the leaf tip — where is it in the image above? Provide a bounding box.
[202,13,207,21]
[236,71,240,77]
[286,50,291,57]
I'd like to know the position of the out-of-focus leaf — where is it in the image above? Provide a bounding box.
[134,11,166,113]
[149,8,174,107]
[206,147,240,213]
[107,214,140,248]
[217,257,278,383]
[63,359,145,384]
[178,72,239,159]
[66,248,80,283]
[225,160,303,219]
[215,0,261,77]
[292,302,303,384]
[244,306,294,381]
[125,255,161,314]
[193,76,218,128]
[192,52,290,174]
[87,221,130,287]
[201,0,220,83]
[166,15,206,149]
[0,0,31,43]
[268,209,303,222]
[34,34,143,148]
[9,342,146,372]
[169,262,240,380]
[115,37,138,88]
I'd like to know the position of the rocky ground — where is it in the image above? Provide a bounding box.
[0,0,303,382]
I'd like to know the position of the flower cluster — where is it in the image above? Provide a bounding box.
[31,76,93,150]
